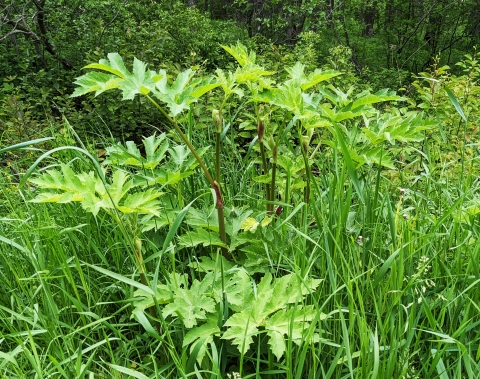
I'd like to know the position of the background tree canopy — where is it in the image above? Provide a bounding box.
[0,0,479,139]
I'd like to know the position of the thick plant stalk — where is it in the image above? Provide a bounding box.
[269,145,278,214]
[213,109,222,183]
[301,135,311,207]
[134,237,162,333]
[257,118,272,213]
[146,96,230,260]
[212,109,229,259]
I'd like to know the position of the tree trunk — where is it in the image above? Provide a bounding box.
[362,1,376,37]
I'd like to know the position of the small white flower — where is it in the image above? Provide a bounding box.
[437,293,447,301]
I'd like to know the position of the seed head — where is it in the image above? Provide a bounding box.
[257,119,265,143]
[212,109,222,133]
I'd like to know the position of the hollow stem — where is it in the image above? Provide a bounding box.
[145,95,230,259]
[300,135,311,226]
[259,142,271,206]
[216,131,221,183]
[269,145,278,214]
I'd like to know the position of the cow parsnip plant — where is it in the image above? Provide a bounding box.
[17,43,440,375]
[67,43,434,254]
[132,256,325,363]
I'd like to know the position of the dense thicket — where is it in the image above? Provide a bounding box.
[1,0,479,142]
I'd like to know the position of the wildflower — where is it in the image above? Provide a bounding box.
[357,235,363,246]
[437,293,447,301]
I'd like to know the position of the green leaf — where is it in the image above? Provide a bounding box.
[185,207,219,233]
[178,228,227,249]
[223,269,254,312]
[162,285,216,328]
[132,284,171,314]
[302,69,341,90]
[187,255,235,273]
[117,188,162,216]
[108,170,134,207]
[183,315,220,364]
[108,364,150,379]
[87,264,154,295]
[445,85,467,121]
[73,53,158,100]
[215,68,244,97]
[85,52,129,78]
[235,64,275,87]
[222,311,259,354]
[270,82,304,115]
[265,306,319,360]
[29,164,161,217]
[221,42,257,67]
[71,72,121,97]
[285,62,340,90]
[105,134,169,169]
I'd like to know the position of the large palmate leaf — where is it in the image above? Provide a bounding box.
[72,53,159,100]
[70,71,122,97]
[222,272,324,358]
[215,68,244,98]
[362,111,435,145]
[132,262,324,362]
[269,82,304,115]
[183,315,220,363]
[153,71,219,116]
[105,134,169,169]
[221,42,257,67]
[162,281,216,328]
[72,53,218,117]
[234,64,275,89]
[178,228,227,249]
[285,62,341,90]
[29,164,162,217]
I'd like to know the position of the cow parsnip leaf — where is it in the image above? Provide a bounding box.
[215,68,244,98]
[187,255,235,273]
[132,284,171,314]
[72,53,158,100]
[153,70,218,117]
[222,311,258,354]
[183,315,220,364]
[117,188,162,216]
[222,269,254,312]
[221,42,257,67]
[178,228,227,249]
[265,305,322,360]
[221,272,323,357]
[105,134,169,170]
[29,164,161,217]
[285,62,341,90]
[71,72,121,97]
[162,286,216,328]
[84,52,129,78]
[269,82,304,115]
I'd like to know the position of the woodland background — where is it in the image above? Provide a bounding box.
[2,0,479,142]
